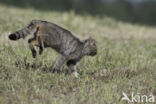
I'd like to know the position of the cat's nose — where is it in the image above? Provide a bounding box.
[94,50,97,55]
[91,50,97,56]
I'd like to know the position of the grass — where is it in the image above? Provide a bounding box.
[0,4,156,104]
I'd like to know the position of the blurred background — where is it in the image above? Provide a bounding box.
[0,0,156,25]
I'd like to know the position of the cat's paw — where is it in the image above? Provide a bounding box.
[72,72,79,78]
[51,68,57,73]
[32,53,36,58]
[51,68,60,73]
[39,50,43,55]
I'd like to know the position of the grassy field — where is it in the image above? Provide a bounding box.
[0,4,155,104]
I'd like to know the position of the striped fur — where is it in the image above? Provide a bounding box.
[9,20,97,76]
[9,20,38,40]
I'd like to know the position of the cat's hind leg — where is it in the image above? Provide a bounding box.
[28,38,38,58]
[38,36,44,55]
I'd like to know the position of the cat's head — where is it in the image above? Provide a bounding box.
[83,37,97,56]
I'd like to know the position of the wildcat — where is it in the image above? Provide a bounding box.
[8,20,97,77]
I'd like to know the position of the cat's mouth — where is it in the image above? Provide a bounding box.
[90,51,97,56]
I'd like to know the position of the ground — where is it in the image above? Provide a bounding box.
[0,5,155,104]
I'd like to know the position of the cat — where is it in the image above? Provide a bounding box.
[9,20,97,77]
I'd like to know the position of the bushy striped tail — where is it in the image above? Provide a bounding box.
[8,21,37,40]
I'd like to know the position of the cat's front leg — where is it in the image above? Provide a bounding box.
[28,38,37,58]
[69,64,79,77]
[67,60,79,77]
[52,56,66,73]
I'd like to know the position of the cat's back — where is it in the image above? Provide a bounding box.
[34,20,82,55]
[34,20,71,35]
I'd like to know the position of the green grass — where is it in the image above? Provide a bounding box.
[0,4,156,104]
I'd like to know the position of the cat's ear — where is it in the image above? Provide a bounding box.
[83,39,90,48]
[88,36,93,40]
[83,39,88,43]
[88,37,95,45]
[83,37,90,43]
[88,36,94,41]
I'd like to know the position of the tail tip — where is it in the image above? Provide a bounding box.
[8,34,18,40]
